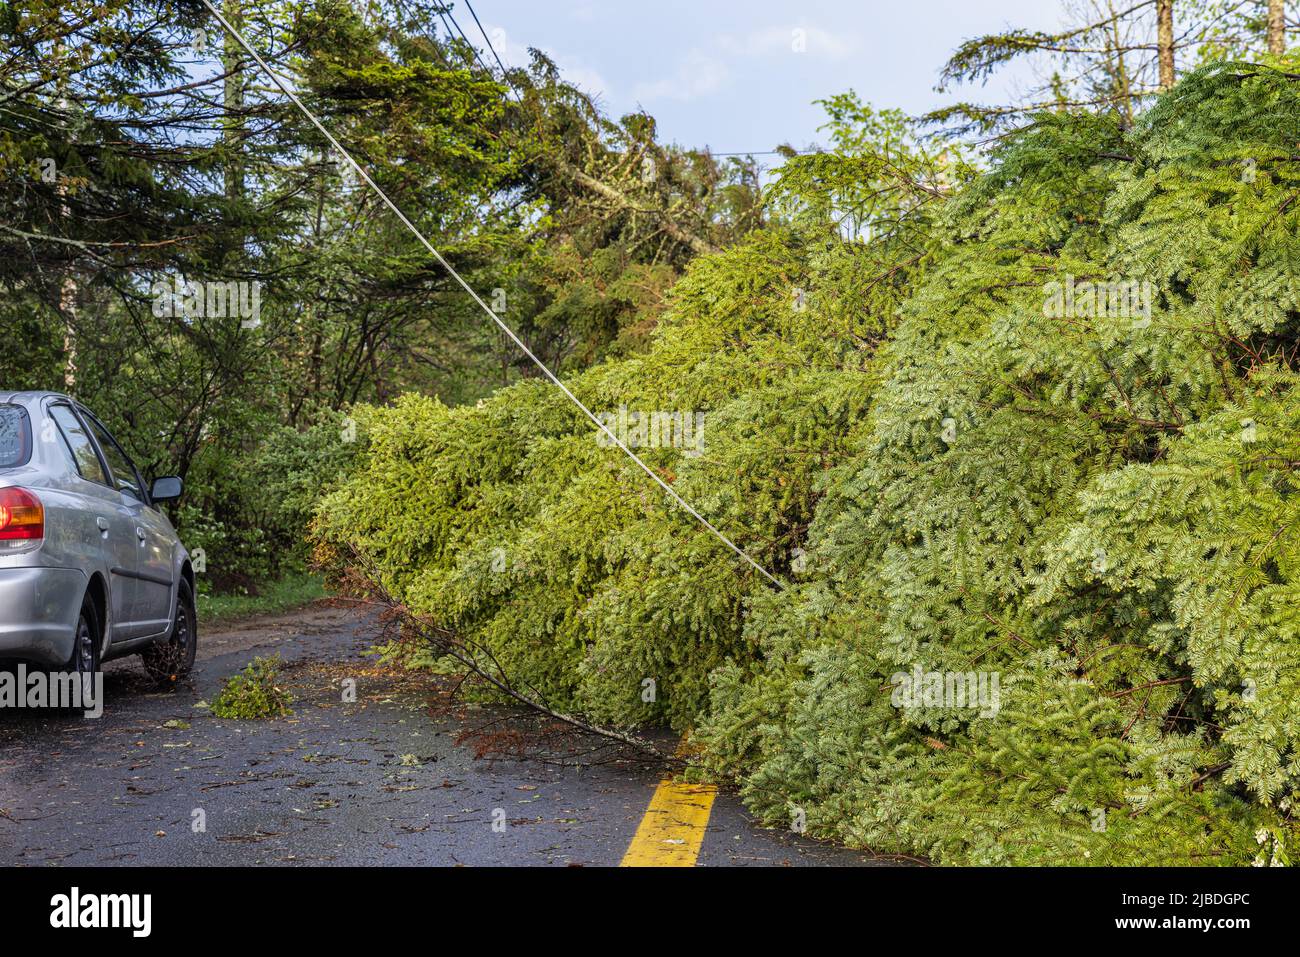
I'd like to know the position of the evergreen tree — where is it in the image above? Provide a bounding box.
[318,58,1300,865]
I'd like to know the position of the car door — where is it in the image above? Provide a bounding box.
[129,501,176,638]
[80,408,175,639]
[46,402,141,640]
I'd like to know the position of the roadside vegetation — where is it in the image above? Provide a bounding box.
[197,571,328,627]
[7,0,1300,864]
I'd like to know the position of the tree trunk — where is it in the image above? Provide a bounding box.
[1157,0,1175,90]
[220,0,246,276]
[1106,0,1135,125]
[1269,0,1286,55]
[59,275,77,391]
[56,94,76,390]
[222,0,245,208]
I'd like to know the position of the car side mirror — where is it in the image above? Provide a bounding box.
[151,476,183,503]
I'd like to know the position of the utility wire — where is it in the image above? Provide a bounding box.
[198,0,786,590]
[461,0,513,86]
[437,5,501,92]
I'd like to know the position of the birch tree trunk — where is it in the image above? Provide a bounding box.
[57,93,76,390]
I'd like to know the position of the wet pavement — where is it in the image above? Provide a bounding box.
[0,604,886,867]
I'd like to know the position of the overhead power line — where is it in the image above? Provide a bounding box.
[440,4,516,102]
[462,0,513,83]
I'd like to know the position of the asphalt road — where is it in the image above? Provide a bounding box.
[0,604,884,867]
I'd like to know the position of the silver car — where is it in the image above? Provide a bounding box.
[0,392,197,706]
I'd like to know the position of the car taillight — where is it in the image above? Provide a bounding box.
[0,487,44,541]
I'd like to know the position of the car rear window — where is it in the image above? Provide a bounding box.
[0,405,32,468]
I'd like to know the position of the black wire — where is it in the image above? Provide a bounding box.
[440,4,518,103]
[463,0,513,86]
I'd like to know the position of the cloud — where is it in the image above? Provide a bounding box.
[631,49,729,103]
[718,24,859,60]
[628,22,858,105]
[480,22,613,99]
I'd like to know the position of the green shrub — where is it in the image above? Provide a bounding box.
[182,409,362,594]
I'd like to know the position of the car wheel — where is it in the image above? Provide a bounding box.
[142,579,197,686]
[65,593,102,714]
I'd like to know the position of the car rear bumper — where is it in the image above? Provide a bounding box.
[0,567,85,667]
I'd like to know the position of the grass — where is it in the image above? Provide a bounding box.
[197,570,328,628]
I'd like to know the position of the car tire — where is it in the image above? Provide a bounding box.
[64,592,102,714]
[142,579,197,686]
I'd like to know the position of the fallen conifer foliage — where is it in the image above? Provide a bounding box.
[314,63,1300,864]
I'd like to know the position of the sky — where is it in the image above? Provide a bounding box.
[459,0,1067,157]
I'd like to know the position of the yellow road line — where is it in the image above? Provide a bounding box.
[620,778,718,867]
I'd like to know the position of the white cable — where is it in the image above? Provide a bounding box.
[198,0,786,590]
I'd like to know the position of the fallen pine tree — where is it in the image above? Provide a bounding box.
[313,63,1300,864]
